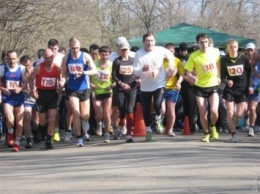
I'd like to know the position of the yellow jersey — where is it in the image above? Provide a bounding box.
[163,57,184,90]
[184,48,220,87]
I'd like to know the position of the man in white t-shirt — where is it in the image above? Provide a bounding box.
[133,32,175,142]
[37,39,64,67]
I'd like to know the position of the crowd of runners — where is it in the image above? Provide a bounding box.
[0,32,259,152]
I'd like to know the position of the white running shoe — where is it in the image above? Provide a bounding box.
[65,131,72,142]
[168,129,176,137]
[76,138,84,147]
[232,133,238,143]
[104,134,110,143]
[248,127,255,137]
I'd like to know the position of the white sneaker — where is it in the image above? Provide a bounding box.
[76,138,84,147]
[65,131,72,142]
[248,127,255,137]
[168,129,176,137]
[82,120,90,133]
[96,122,103,137]
[104,134,110,143]
[232,133,238,142]
[83,133,91,141]
[120,125,127,135]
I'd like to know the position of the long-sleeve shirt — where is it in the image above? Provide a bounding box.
[133,46,173,92]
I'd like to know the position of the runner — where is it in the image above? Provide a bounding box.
[161,43,184,137]
[91,46,112,143]
[247,42,259,137]
[185,33,220,143]
[221,39,253,142]
[112,41,137,142]
[29,49,62,149]
[0,50,25,151]
[60,37,97,147]
[133,31,175,142]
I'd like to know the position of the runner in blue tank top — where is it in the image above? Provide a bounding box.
[60,38,97,147]
[248,43,260,137]
[0,51,26,152]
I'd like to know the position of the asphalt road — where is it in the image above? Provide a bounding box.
[0,132,259,194]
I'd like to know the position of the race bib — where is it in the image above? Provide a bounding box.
[202,62,215,72]
[227,65,244,76]
[96,70,110,81]
[68,63,83,74]
[41,77,56,87]
[6,80,20,90]
[119,66,133,75]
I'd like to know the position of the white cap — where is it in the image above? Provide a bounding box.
[116,37,128,45]
[118,41,130,50]
[245,42,256,50]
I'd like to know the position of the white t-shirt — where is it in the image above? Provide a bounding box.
[36,52,64,67]
[133,46,173,92]
[109,51,136,63]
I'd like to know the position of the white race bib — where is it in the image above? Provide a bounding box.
[96,70,110,81]
[119,66,133,75]
[6,80,19,90]
[227,64,244,76]
[41,77,56,87]
[68,63,83,74]
[202,62,215,72]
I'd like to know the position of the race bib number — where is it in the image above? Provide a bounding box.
[227,65,244,76]
[202,63,215,72]
[41,77,56,87]
[6,80,19,90]
[68,63,83,74]
[119,66,133,75]
[96,70,110,81]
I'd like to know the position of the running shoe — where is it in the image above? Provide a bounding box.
[232,133,238,143]
[76,138,84,147]
[168,129,176,137]
[45,141,53,150]
[113,128,122,140]
[126,136,134,143]
[155,119,164,134]
[96,122,103,137]
[104,134,110,143]
[248,127,255,137]
[83,133,91,141]
[202,133,210,143]
[7,132,14,146]
[121,126,127,135]
[12,144,20,152]
[145,132,152,142]
[210,126,219,140]
[53,131,60,142]
[25,142,32,149]
[64,131,72,142]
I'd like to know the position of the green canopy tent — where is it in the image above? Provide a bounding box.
[128,23,256,49]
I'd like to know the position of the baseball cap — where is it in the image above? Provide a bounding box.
[118,41,130,50]
[116,37,128,45]
[245,42,256,50]
[179,42,188,51]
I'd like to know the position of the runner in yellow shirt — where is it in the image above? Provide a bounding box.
[161,43,184,137]
[185,33,220,142]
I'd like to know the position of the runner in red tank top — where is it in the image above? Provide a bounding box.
[29,49,62,150]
